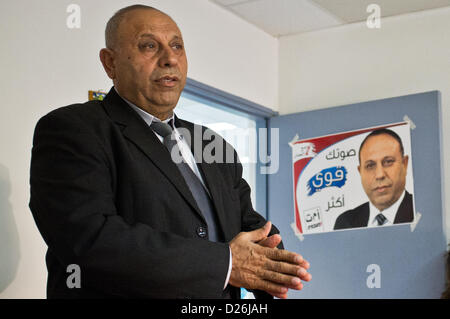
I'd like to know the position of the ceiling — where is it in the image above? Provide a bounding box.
[210,0,450,37]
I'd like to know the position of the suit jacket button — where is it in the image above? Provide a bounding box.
[197,226,207,238]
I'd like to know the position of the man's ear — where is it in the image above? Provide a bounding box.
[99,48,116,80]
[358,164,361,175]
[402,155,409,169]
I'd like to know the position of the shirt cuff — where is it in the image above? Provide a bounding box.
[224,246,232,289]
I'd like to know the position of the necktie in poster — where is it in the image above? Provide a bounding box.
[290,122,416,236]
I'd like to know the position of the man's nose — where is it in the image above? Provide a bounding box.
[158,46,178,68]
[374,164,386,180]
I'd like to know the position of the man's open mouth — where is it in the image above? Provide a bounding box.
[155,75,179,86]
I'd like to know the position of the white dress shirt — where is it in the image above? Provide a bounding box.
[126,101,210,190]
[368,191,406,227]
[116,90,232,289]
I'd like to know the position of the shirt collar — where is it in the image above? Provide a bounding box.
[114,87,175,127]
[369,190,406,225]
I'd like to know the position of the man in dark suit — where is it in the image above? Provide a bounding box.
[334,128,414,230]
[29,5,311,299]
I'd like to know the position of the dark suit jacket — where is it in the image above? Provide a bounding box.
[29,87,279,299]
[334,191,414,230]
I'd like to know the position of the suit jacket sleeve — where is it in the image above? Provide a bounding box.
[229,145,281,242]
[29,109,230,298]
[230,147,282,299]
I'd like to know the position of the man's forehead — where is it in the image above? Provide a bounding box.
[134,25,182,38]
[121,9,181,36]
[361,134,401,155]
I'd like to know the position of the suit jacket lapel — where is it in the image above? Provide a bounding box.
[176,117,232,240]
[394,191,414,224]
[101,88,205,222]
[359,203,370,227]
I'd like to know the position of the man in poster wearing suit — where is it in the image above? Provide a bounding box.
[29,5,311,298]
[334,128,414,230]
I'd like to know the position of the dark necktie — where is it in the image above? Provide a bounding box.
[375,213,387,226]
[150,120,221,242]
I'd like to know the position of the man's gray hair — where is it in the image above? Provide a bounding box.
[105,4,164,49]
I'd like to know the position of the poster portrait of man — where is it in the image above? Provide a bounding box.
[291,122,416,236]
[333,128,415,230]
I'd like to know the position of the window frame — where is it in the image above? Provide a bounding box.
[181,78,278,219]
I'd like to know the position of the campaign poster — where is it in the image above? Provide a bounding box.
[290,122,416,235]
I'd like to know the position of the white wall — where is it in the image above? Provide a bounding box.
[0,0,278,298]
[279,7,450,246]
